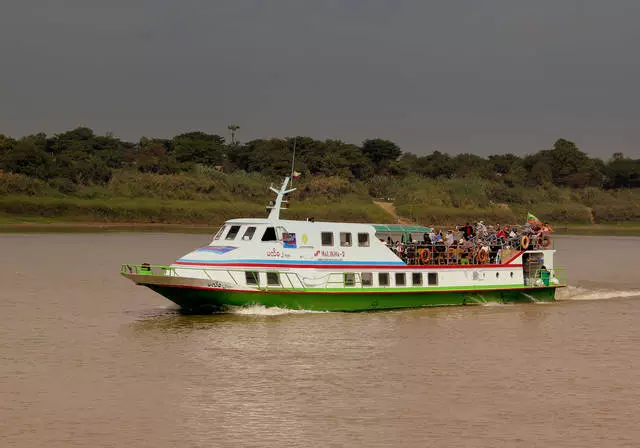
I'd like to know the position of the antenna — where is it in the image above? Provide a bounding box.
[290,137,297,187]
[267,177,296,221]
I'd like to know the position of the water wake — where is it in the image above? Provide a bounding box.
[557,286,640,301]
[228,304,328,316]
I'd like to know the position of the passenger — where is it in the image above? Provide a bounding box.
[462,238,474,253]
[497,225,507,241]
[476,221,488,237]
[460,253,470,265]
[462,222,475,240]
[538,265,551,286]
[489,241,501,264]
[445,230,455,247]
[541,222,553,233]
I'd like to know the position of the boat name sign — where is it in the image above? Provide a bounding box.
[314,249,346,258]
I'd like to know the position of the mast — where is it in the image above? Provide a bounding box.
[267,177,296,221]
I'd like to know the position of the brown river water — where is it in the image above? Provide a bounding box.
[1,233,640,447]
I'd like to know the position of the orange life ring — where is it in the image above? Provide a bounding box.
[419,248,431,264]
[476,248,488,264]
[521,235,530,250]
[542,235,551,248]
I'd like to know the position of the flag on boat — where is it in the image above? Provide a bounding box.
[527,212,542,225]
[292,171,302,178]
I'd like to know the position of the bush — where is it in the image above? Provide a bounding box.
[592,202,640,222]
[48,177,77,194]
[294,175,368,202]
[396,204,516,227]
[533,203,592,224]
[0,171,53,196]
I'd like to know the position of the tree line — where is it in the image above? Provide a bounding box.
[0,127,638,192]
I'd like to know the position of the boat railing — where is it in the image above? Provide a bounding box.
[529,267,567,287]
[391,233,554,266]
[122,263,310,290]
[122,263,568,290]
[121,264,175,276]
[122,264,378,291]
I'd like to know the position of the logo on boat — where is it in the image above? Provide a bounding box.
[283,232,297,249]
[314,249,345,258]
[266,248,281,257]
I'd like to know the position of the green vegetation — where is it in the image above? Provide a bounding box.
[1,127,639,228]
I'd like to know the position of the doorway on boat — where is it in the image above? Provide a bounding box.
[522,252,544,286]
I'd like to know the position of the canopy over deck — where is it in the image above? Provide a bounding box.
[372,224,431,233]
[373,224,431,243]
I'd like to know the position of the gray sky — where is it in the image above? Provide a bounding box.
[1,0,639,157]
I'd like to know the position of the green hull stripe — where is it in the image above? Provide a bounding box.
[277,283,530,294]
[145,284,557,312]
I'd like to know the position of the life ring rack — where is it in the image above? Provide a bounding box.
[418,248,431,264]
[476,248,489,264]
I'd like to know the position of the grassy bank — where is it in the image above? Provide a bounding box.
[2,219,640,235]
[0,195,393,227]
[2,198,640,235]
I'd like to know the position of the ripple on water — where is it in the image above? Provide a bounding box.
[557,285,640,301]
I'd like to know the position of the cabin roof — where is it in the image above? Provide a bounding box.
[226,218,270,224]
[224,219,431,234]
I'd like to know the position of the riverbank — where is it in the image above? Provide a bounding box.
[2,218,640,235]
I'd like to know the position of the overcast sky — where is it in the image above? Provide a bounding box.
[1,1,639,157]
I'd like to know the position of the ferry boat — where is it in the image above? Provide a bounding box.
[121,177,566,312]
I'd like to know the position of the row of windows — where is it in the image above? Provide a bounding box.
[214,225,279,242]
[346,272,438,287]
[214,225,373,248]
[323,232,370,247]
[244,271,438,287]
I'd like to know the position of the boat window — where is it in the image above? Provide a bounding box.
[379,273,389,286]
[412,272,422,286]
[225,225,241,240]
[267,272,280,286]
[340,232,352,247]
[242,227,257,241]
[213,225,227,240]
[245,272,258,285]
[358,233,370,247]
[395,273,406,286]
[321,232,334,246]
[361,272,373,287]
[276,226,288,240]
[344,273,356,287]
[428,273,438,286]
[262,227,278,241]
